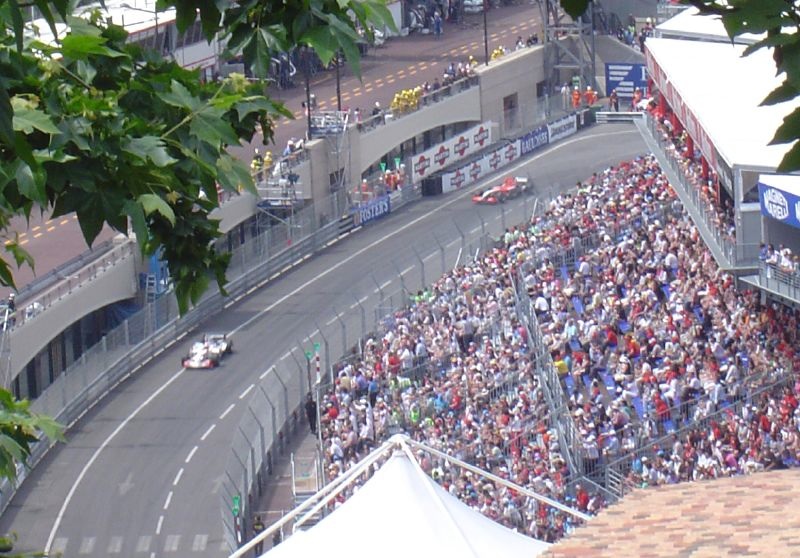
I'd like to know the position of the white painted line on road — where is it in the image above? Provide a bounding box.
[79,536,95,554]
[280,351,291,361]
[400,265,414,275]
[156,515,164,535]
[137,536,152,552]
[239,384,255,399]
[163,490,173,510]
[51,538,67,553]
[219,404,235,420]
[325,316,337,326]
[470,226,481,233]
[201,424,216,441]
[185,445,199,463]
[193,534,209,551]
[108,536,123,553]
[164,534,181,552]
[173,467,184,486]
[259,369,270,380]
[44,367,188,553]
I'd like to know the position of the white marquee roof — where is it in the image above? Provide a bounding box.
[655,6,760,44]
[647,37,800,170]
[260,452,550,558]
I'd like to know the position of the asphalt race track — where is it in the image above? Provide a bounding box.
[0,124,647,557]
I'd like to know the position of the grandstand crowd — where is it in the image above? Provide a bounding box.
[316,153,800,543]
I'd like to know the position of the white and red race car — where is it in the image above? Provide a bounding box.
[181,334,233,368]
[471,176,529,205]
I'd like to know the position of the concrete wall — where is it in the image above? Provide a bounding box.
[9,251,138,380]
[355,85,482,174]
[212,192,258,235]
[477,46,546,138]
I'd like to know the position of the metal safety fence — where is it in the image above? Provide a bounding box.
[222,201,532,551]
[644,114,759,268]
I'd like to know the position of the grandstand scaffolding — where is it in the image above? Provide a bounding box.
[540,0,599,95]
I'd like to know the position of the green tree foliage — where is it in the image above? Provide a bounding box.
[0,0,393,312]
[561,0,800,172]
[0,390,63,557]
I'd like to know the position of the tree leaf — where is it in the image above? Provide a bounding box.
[11,106,61,135]
[301,26,338,66]
[777,139,800,173]
[139,193,176,226]
[0,87,13,146]
[123,199,148,252]
[14,161,47,205]
[559,0,590,19]
[190,108,240,146]
[157,80,202,111]
[761,81,800,106]
[123,136,177,167]
[769,106,800,144]
[61,34,124,60]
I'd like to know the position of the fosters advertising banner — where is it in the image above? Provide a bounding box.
[352,194,391,227]
[759,181,800,230]
[412,122,492,181]
[547,114,577,143]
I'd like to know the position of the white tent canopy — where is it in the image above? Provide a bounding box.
[655,7,760,44]
[260,452,550,558]
[231,435,574,558]
[260,451,549,558]
[647,37,800,170]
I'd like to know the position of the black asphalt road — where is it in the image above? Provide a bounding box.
[0,124,647,557]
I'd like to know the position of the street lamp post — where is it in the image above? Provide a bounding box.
[335,50,342,112]
[483,0,489,66]
[303,47,314,140]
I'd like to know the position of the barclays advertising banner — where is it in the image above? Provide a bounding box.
[758,182,800,230]
[352,194,391,227]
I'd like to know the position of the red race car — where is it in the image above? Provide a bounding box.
[471,176,529,204]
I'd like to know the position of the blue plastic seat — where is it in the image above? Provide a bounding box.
[563,375,576,396]
[632,397,645,420]
[572,296,585,315]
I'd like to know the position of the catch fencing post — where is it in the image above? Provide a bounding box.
[412,248,425,291]
[332,307,348,358]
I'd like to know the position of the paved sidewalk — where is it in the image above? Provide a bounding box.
[248,427,319,554]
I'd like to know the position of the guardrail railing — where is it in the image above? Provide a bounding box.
[757,260,800,304]
[644,115,760,269]
[356,75,480,134]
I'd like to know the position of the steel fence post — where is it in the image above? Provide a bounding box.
[332,308,348,357]
[351,293,367,339]
[412,248,425,290]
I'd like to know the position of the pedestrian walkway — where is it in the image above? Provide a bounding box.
[249,429,318,553]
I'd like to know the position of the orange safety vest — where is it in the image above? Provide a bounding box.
[571,90,581,108]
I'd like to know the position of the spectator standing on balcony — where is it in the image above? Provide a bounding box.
[305,393,318,435]
[571,86,581,110]
[583,86,597,106]
[632,87,643,110]
[372,101,382,117]
[251,148,264,182]
[609,89,619,112]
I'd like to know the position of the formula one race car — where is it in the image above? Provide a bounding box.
[182,341,220,369]
[203,333,233,358]
[181,334,233,369]
[471,176,529,205]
